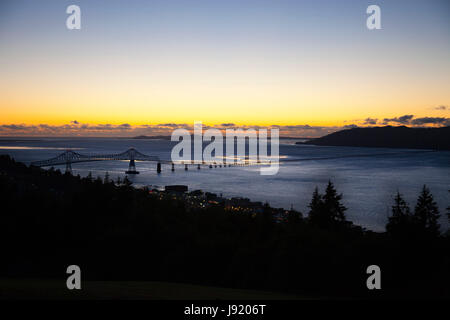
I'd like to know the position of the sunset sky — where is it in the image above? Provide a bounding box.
[0,0,449,136]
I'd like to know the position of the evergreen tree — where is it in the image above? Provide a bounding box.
[386,191,413,236]
[414,185,440,237]
[308,187,324,225]
[308,182,347,228]
[322,181,347,223]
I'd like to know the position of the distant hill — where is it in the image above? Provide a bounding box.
[299,126,450,150]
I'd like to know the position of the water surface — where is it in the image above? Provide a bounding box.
[1,137,448,232]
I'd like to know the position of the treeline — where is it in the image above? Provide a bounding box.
[307,181,447,239]
[0,155,449,298]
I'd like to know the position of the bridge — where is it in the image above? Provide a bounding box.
[31,148,165,174]
[30,147,432,175]
[29,147,251,174]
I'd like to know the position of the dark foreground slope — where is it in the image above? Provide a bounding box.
[300,126,450,150]
[0,155,449,299]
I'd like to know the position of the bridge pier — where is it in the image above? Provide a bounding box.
[197,164,200,170]
[157,162,161,174]
[171,163,175,172]
[185,164,188,171]
[126,159,139,174]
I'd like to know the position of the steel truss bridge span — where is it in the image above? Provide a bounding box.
[30,148,165,174]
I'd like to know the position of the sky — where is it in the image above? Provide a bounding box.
[0,0,449,137]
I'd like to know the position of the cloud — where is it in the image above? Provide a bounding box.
[383,115,414,124]
[343,124,358,129]
[0,124,32,130]
[220,123,235,127]
[379,114,449,127]
[157,123,180,127]
[280,125,312,130]
[410,117,450,126]
[434,105,447,110]
[71,120,79,124]
[363,118,378,125]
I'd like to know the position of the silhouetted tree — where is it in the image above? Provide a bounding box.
[414,185,440,237]
[308,182,347,228]
[308,187,324,226]
[386,191,413,237]
[322,181,347,223]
